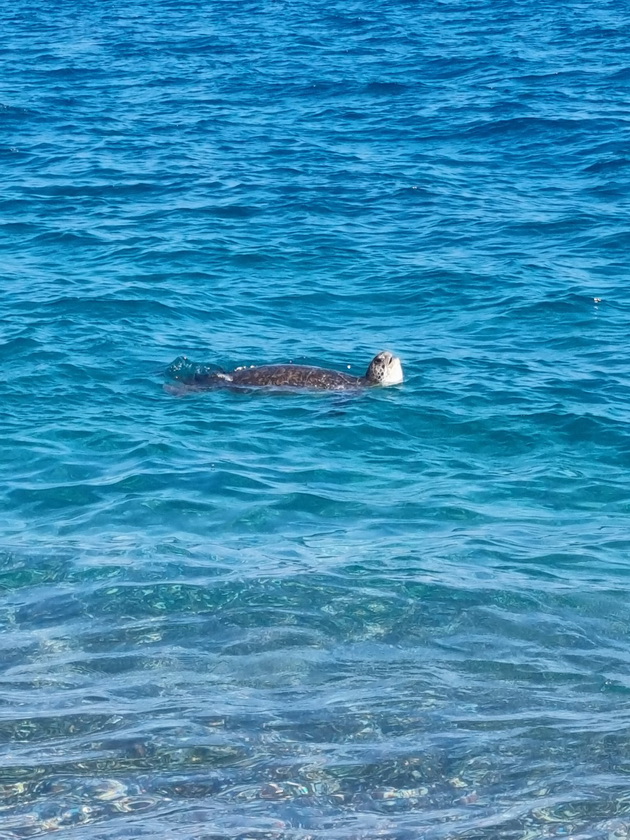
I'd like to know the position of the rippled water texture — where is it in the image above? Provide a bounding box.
[2,0,630,837]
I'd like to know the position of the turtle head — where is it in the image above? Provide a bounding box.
[365,351,403,386]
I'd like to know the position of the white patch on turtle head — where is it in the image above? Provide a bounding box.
[366,351,403,386]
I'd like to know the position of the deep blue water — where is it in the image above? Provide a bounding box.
[3,0,630,837]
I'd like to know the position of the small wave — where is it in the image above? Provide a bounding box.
[583,157,630,174]
[364,81,409,95]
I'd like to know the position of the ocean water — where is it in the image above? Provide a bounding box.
[2,0,630,837]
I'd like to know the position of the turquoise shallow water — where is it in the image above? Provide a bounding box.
[3,1,630,837]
